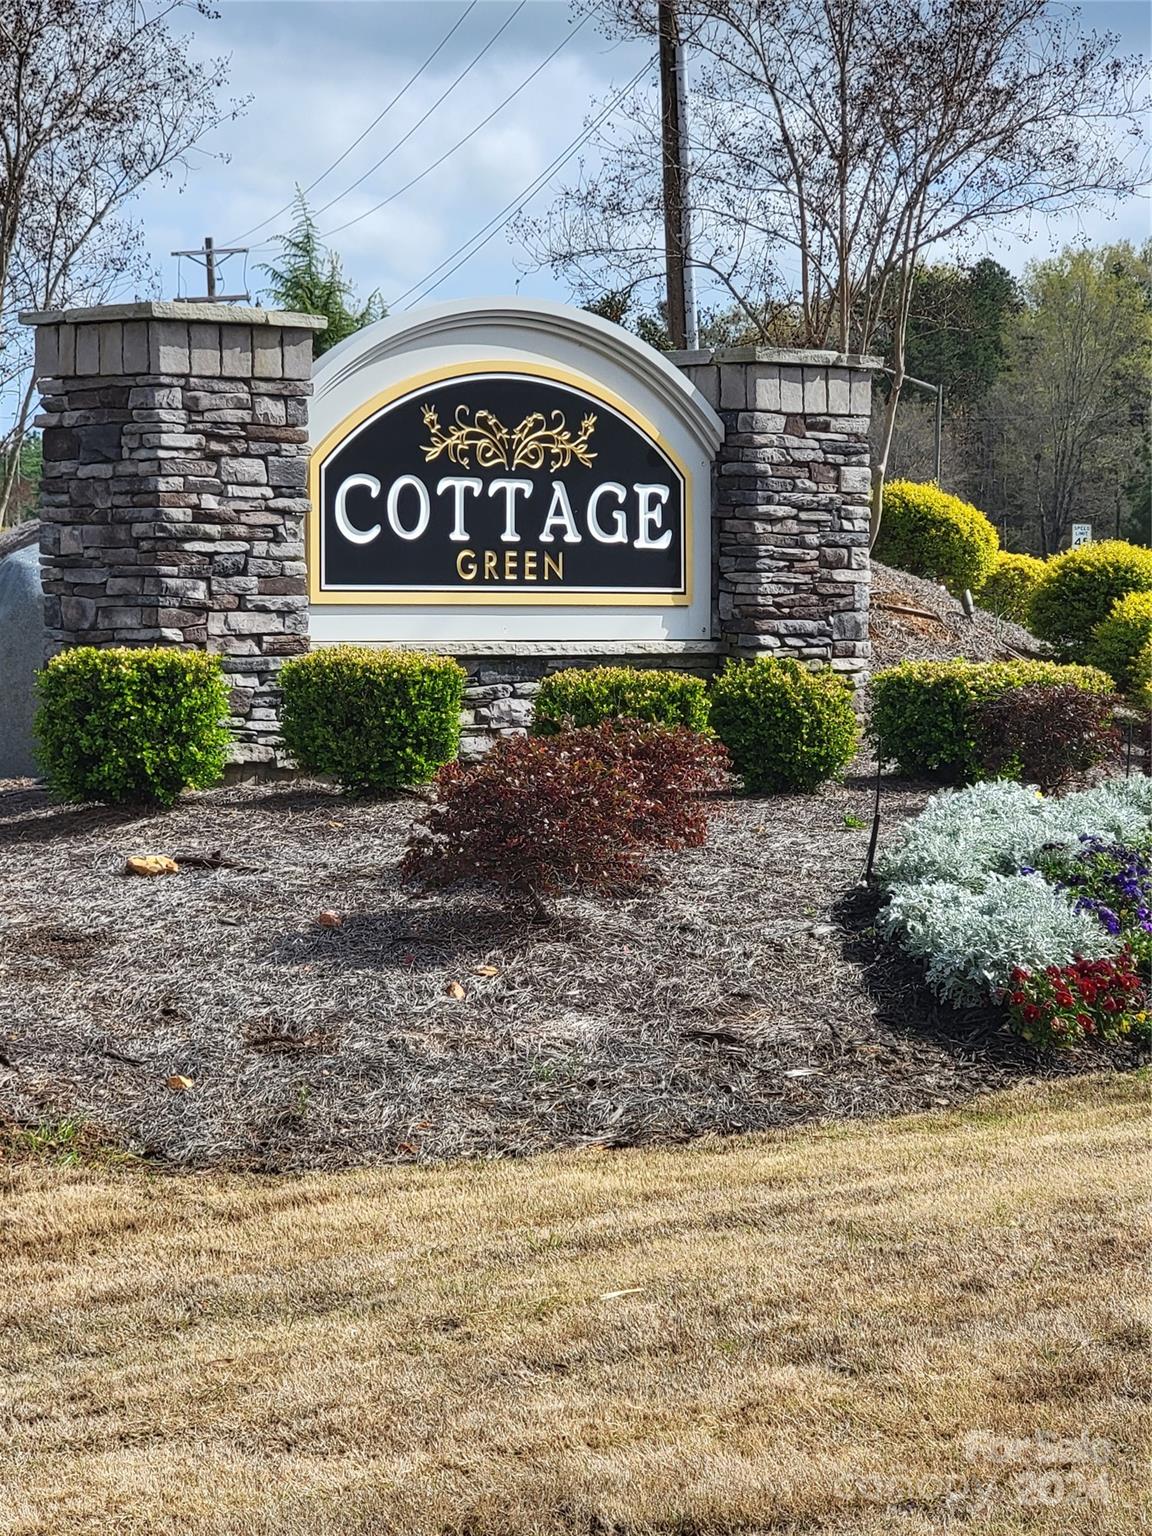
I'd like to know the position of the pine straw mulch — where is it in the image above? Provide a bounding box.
[870,559,1042,668]
[0,768,1138,1172]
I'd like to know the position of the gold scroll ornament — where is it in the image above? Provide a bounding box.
[420,403,597,473]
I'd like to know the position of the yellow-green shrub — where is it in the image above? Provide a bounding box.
[871,658,1114,781]
[1089,590,1152,704]
[533,666,710,734]
[873,480,999,596]
[34,647,230,807]
[1028,540,1152,658]
[709,658,859,793]
[977,551,1047,623]
[279,647,465,794]
[1131,638,1152,711]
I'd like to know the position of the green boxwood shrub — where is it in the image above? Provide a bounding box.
[1028,540,1152,658]
[279,646,465,793]
[533,665,710,735]
[708,657,859,793]
[977,551,1047,623]
[1089,590,1152,705]
[873,479,999,596]
[871,658,1114,782]
[34,647,230,808]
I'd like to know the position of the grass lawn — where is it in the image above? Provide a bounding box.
[2,1072,1148,1535]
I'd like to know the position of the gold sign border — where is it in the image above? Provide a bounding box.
[307,359,693,607]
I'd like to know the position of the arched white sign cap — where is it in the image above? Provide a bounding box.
[308,297,723,646]
[311,297,724,455]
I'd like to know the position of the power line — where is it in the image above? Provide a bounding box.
[227,1,478,245]
[394,55,655,311]
[308,0,528,228]
[321,13,591,241]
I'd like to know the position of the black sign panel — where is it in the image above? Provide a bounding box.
[313,371,686,601]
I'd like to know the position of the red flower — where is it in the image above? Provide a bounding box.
[1010,991,1026,1006]
[1023,1004,1041,1023]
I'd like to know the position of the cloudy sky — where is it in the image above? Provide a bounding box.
[127,0,1151,315]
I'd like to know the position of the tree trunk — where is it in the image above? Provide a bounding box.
[870,367,903,547]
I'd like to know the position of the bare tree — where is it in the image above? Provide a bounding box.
[0,0,238,525]
[522,0,1147,538]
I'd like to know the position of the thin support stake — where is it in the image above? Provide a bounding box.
[864,758,884,886]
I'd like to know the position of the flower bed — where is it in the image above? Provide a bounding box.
[878,777,1152,1046]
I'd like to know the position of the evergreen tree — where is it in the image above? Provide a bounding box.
[904,259,1021,405]
[259,192,385,355]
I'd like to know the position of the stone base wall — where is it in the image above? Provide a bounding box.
[21,307,880,775]
[672,348,880,683]
[24,303,324,764]
[370,644,724,757]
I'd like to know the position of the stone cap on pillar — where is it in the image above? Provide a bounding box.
[669,345,885,415]
[19,301,327,329]
[667,345,885,370]
[19,301,326,383]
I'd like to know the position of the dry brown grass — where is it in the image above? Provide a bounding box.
[2,1073,1149,1536]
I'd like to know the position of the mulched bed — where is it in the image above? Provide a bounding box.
[870,559,1041,668]
[0,768,1134,1171]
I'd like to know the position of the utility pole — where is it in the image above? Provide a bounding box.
[170,235,250,303]
[673,26,698,350]
[658,0,687,350]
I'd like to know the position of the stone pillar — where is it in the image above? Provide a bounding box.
[20,302,325,763]
[672,347,882,682]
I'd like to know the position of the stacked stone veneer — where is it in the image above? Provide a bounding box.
[22,308,881,768]
[672,348,881,681]
[23,303,325,762]
[440,644,719,757]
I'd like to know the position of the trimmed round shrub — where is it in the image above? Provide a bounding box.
[34,647,230,808]
[1089,590,1152,704]
[871,659,1114,782]
[1028,539,1152,658]
[977,551,1047,623]
[279,647,465,794]
[973,683,1118,792]
[873,479,999,596]
[708,657,859,793]
[533,665,710,735]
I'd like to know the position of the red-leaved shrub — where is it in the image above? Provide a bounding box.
[972,682,1118,791]
[401,720,730,917]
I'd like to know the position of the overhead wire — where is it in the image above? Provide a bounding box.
[320,12,591,240]
[226,0,479,245]
[392,54,655,310]
[307,0,528,225]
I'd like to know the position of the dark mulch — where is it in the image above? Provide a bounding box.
[0,769,1136,1171]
